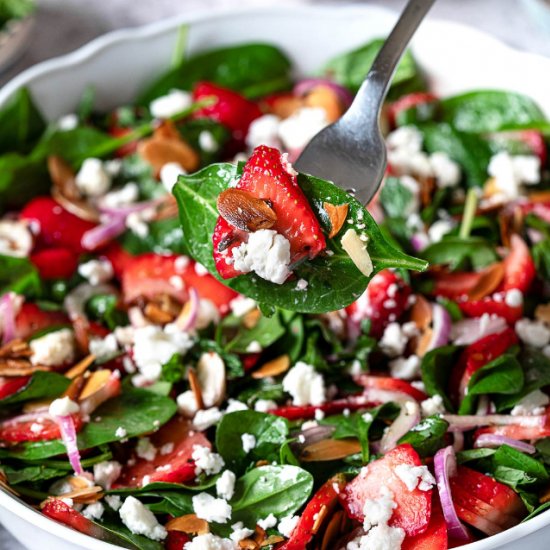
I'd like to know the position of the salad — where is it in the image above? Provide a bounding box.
[0,32,550,550]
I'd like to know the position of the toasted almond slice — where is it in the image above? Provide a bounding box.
[418,176,436,207]
[253,525,267,544]
[166,514,209,535]
[261,95,303,119]
[187,368,205,411]
[301,438,362,462]
[197,351,226,408]
[324,202,349,238]
[243,308,261,329]
[321,510,346,550]
[0,339,31,358]
[255,459,270,467]
[78,369,112,401]
[0,362,50,376]
[23,399,52,413]
[529,191,550,203]
[144,301,176,324]
[415,327,434,358]
[410,295,432,331]
[311,503,329,535]
[303,86,344,123]
[260,536,284,547]
[63,374,86,401]
[252,355,290,379]
[59,485,103,502]
[138,137,200,175]
[467,263,505,301]
[341,229,373,277]
[535,304,550,324]
[65,354,96,380]
[239,540,259,550]
[217,189,277,232]
[48,156,80,200]
[153,120,182,141]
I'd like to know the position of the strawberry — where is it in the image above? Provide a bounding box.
[121,253,237,313]
[0,414,83,443]
[271,395,378,420]
[402,498,448,550]
[458,298,522,324]
[113,416,210,488]
[474,421,550,441]
[14,302,69,340]
[340,444,432,537]
[345,269,411,338]
[387,92,439,128]
[212,145,326,280]
[100,242,135,279]
[193,82,262,140]
[109,126,139,158]
[501,234,536,293]
[30,247,79,280]
[278,474,347,550]
[42,499,106,539]
[165,531,191,550]
[0,376,31,400]
[356,375,427,402]
[431,271,487,300]
[20,197,96,254]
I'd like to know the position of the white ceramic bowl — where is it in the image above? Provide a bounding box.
[1,5,550,549]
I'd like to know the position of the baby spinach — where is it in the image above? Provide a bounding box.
[224,312,285,354]
[85,294,128,331]
[118,218,186,256]
[398,415,449,458]
[173,163,427,313]
[456,448,496,464]
[216,411,289,473]
[4,464,67,485]
[379,176,415,219]
[139,43,292,104]
[532,239,550,282]
[0,371,70,406]
[0,0,35,29]
[178,119,231,166]
[0,254,41,296]
[493,445,548,483]
[97,511,163,550]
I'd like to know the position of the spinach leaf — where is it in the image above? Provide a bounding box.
[0,88,45,155]
[440,91,545,134]
[85,294,128,331]
[456,448,496,464]
[320,39,421,97]
[459,354,524,415]
[5,389,176,460]
[225,312,285,354]
[380,177,415,219]
[532,239,550,281]
[493,466,539,490]
[0,0,35,28]
[173,164,427,313]
[0,371,70,406]
[421,345,462,412]
[178,119,231,166]
[98,511,164,550]
[139,44,292,104]
[0,254,41,296]
[118,218,186,256]
[4,464,66,485]
[216,411,289,473]
[522,501,550,523]
[536,438,550,465]
[398,415,449,458]
[493,445,548,482]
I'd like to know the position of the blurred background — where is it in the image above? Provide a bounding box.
[0,0,549,548]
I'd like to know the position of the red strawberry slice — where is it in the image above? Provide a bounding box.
[212,145,326,280]
[30,247,79,280]
[271,395,378,420]
[346,269,411,338]
[356,375,427,402]
[109,126,139,158]
[0,414,83,443]
[340,444,432,537]
[121,253,237,313]
[458,297,522,325]
[100,242,135,279]
[166,531,191,550]
[113,416,210,488]
[474,421,550,441]
[0,376,31,400]
[431,271,488,300]
[278,474,347,550]
[14,302,69,340]
[501,234,536,293]
[193,82,262,140]
[20,197,96,254]
[387,92,439,128]
[401,498,448,550]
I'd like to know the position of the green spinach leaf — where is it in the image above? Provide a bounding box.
[398,415,449,458]
[225,312,285,354]
[421,345,462,412]
[0,371,70,406]
[0,254,41,296]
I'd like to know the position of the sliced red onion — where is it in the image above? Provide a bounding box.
[474,433,536,454]
[293,78,354,107]
[81,215,127,251]
[380,398,420,453]
[527,228,544,244]
[451,315,507,346]
[290,424,336,454]
[426,303,451,352]
[0,292,17,344]
[64,283,118,321]
[434,446,470,541]
[411,232,430,252]
[176,287,200,331]
[56,414,84,476]
[444,413,546,432]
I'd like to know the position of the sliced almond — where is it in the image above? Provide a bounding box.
[410,295,432,331]
[341,229,373,277]
[304,86,344,123]
[260,536,284,547]
[196,352,226,408]
[0,362,50,376]
[144,301,175,324]
[58,485,103,503]
[528,191,550,203]
[243,308,261,329]
[0,339,31,359]
[187,368,205,411]
[541,486,550,504]
[65,354,96,380]
[301,438,362,462]
[252,355,290,379]
[324,202,349,238]
[78,369,112,400]
[261,95,302,119]
[217,189,277,232]
[535,304,550,324]
[23,399,52,413]
[418,175,436,207]
[153,120,182,142]
[467,263,505,301]
[253,525,267,544]
[166,514,209,535]
[321,510,346,550]
[138,137,199,175]
[63,374,86,401]
[239,540,259,550]
[415,327,434,358]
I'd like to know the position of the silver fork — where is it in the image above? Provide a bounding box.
[294,0,436,205]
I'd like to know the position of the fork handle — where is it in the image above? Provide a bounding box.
[345,0,436,124]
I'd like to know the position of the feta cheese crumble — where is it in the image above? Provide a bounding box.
[254,399,278,413]
[389,355,421,381]
[421,394,445,417]
[149,89,192,119]
[192,492,232,523]
[241,433,256,454]
[119,496,167,540]
[380,322,417,358]
[82,502,104,520]
[185,534,235,550]
[511,389,550,416]
[488,151,540,199]
[30,328,75,366]
[199,130,218,152]
[278,107,329,151]
[216,470,236,500]
[282,361,326,406]
[0,220,33,257]
[258,513,277,530]
[49,396,79,417]
[160,162,186,192]
[89,333,119,362]
[192,445,225,476]
[93,461,122,490]
[515,318,550,348]
[278,514,299,537]
[229,296,257,317]
[75,158,112,197]
[246,114,282,150]
[394,464,435,492]
[136,437,157,461]
[193,407,223,431]
[230,522,255,543]
[102,182,139,209]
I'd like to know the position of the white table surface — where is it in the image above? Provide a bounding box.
[1,0,549,548]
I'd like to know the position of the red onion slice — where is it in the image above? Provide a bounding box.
[293,78,354,107]
[426,303,451,352]
[411,232,429,252]
[0,292,16,344]
[81,215,127,251]
[474,433,536,454]
[175,287,200,332]
[56,414,84,476]
[444,413,546,432]
[380,398,420,453]
[434,446,470,541]
[451,315,507,346]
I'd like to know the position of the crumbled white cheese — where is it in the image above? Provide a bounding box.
[225,399,249,413]
[93,461,122,489]
[75,158,112,197]
[102,182,139,209]
[254,399,277,413]
[199,130,218,153]
[126,208,156,238]
[386,126,431,179]
[386,126,423,154]
[394,464,435,492]
[185,534,235,550]
[132,323,193,382]
[258,513,277,530]
[428,219,455,244]
[389,355,421,381]
[216,470,236,500]
[278,107,329,151]
[361,486,396,530]
[57,113,78,131]
[114,326,135,347]
[230,522,255,543]
[380,322,417,358]
[119,496,167,540]
[241,433,256,454]
[511,389,550,416]
[488,151,540,199]
[136,437,157,461]
[429,152,461,188]
[246,340,262,353]
[229,296,257,317]
[160,162,186,193]
[82,502,104,520]
[160,442,174,456]
[49,396,79,417]
[231,229,291,285]
[282,361,326,406]
[89,333,119,362]
[0,220,33,257]
[192,445,225,476]
[150,89,192,119]
[192,492,232,523]
[105,494,122,511]
[515,318,550,348]
[314,408,325,421]
[421,394,445,417]
[296,279,308,291]
[278,514,299,537]
[193,407,223,431]
[176,390,199,417]
[505,288,524,308]
[30,328,75,366]
[246,114,282,150]
[346,522,406,550]
[398,175,421,216]
[115,426,127,438]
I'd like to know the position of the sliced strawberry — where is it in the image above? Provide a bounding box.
[165,531,191,550]
[30,247,79,280]
[0,376,31,400]
[356,375,427,402]
[340,444,432,536]
[432,271,487,300]
[101,242,135,279]
[42,499,106,538]
[458,298,522,324]
[278,474,347,550]
[193,82,262,140]
[0,414,83,442]
[109,126,139,158]
[270,395,377,420]
[14,302,69,340]
[20,197,96,254]
[474,421,550,441]
[346,270,411,338]
[212,145,326,280]
[387,92,439,128]
[121,253,237,312]
[402,498,448,550]
[501,234,536,293]
[113,416,210,488]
